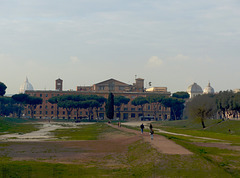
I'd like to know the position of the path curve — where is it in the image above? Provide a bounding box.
[108,123,193,155]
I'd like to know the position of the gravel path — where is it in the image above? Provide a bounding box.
[108,123,193,155]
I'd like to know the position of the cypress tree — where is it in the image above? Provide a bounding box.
[105,92,114,119]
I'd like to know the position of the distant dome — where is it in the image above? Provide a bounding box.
[203,82,214,94]
[19,77,34,93]
[187,82,203,98]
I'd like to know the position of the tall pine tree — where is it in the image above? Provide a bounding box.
[105,92,114,119]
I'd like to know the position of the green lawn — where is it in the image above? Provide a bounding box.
[51,123,124,140]
[150,119,240,177]
[0,117,39,135]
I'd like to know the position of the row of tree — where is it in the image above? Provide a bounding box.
[185,91,240,128]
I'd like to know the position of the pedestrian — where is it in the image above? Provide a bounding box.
[149,123,153,130]
[150,128,154,140]
[118,122,121,127]
[140,123,144,134]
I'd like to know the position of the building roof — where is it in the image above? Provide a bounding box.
[94,78,130,86]
[203,82,214,94]
[187,83,203,94]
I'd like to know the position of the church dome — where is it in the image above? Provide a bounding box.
[187,83,203,98]
[203,82,214,94]
[187,83,203,93]
[19,77,34,93]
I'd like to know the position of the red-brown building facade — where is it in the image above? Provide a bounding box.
[24,78,171,120]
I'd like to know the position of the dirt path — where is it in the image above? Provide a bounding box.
[108,123,193,155]
[0,122,94,142]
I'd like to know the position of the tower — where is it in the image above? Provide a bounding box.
[135,78,144,92]
[55,78,63,91]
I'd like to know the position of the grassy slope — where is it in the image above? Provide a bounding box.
[0,117,39,135]
[152,119,240,177]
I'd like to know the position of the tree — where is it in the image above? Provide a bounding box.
[0,82,7,96]
[12,94,42,118]
[172,92,189,99]
[58,100,75,120]
[162,97,185,120]
[12,94,30,118]
[147,94,166,120]
[105,92,114,119]
[131,96,149,118]
[26,96,43,118]
[186,95,216,128]
[114,96,130,120]
[85,95,106,119]
[215,91,234,120]
[48,96,61,119]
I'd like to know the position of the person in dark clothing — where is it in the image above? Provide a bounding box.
[140,123,144,134]
[150,129,154,140]
[149,123,154,140]
[149,123,153,130]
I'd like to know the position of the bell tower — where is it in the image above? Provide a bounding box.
[55,78,63,91]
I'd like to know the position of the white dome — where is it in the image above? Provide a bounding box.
[187,83,203,93]
[203,82,214,94]
[187,82,203,98]
[19,77,34,93]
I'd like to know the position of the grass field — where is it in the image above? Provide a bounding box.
[152,119,240,177]
[0,117,239,177]
[0,117,39,135]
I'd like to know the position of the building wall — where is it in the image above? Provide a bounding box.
[25,90,171,120]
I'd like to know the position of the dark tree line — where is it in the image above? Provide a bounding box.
[48,94,107,120]
[185,91,240,128]
[131,92,188,120]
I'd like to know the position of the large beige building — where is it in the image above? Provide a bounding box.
[24,78,171,120]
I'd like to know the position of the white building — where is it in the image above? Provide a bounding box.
[19,77,34,93]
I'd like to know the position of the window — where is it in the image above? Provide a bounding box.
[46,111,48,115]
[131,108,135,111]
[40,94,42,97]
[51,106,54,109]
[131,113,135,118]
[99,86,105,90]
[45,106,48,109]
[138,108,142,111]
[124,108,128,111]
[148,105,150,110]
[51,111,53,115]
[119,86,125,90]
[63,111,65,115]
[100,108,104,111]
[40,111,42,114]
[46,94,48,97]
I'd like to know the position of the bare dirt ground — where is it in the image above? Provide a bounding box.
[1,121,238,165]
[0,122,141,165]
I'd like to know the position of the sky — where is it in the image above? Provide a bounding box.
[1,0,240,94]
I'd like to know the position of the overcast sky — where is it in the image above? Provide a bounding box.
[1,0,240,94]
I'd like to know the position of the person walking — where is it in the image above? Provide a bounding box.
[140,123,144,134]
[149,123,153,130]
[150,128,154,140]
[149,123,154,140]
